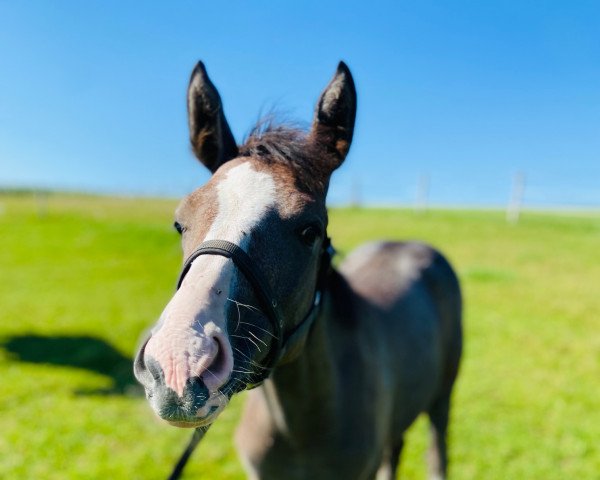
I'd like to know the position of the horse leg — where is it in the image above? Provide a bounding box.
[427,394,450,480]
[375,440,403,480]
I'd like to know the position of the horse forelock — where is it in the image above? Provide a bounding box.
[238,119,331,196]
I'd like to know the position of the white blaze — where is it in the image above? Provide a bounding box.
[146,162,277,402]
[205,161,277,245]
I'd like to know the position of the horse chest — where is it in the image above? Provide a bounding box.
[237,425,382,480]
[236,385,387,480]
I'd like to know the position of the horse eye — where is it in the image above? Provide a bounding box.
[299,225,320,247]
[173,221,185,234]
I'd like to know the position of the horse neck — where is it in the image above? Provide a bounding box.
[260,269,351,440]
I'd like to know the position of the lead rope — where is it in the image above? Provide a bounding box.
[167,426,209,480]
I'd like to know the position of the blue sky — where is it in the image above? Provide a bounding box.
[1,1,598,206]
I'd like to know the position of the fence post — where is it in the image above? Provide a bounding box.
[414,173,430,214]
[507,172,526,224]
[35,190,49,218]
[350,177,362,208]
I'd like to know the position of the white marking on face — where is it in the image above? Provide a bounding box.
[204,161,277,246]
[145,162,277,400]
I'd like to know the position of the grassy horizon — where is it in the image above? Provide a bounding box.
[0,193,598,479]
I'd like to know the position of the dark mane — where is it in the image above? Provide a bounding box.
[238,119,330,193]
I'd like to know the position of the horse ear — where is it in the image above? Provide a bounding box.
[187,62,238,172]
[310,61,357,172]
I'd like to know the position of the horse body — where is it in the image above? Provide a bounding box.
[237,242,462,480]
[134,61,462,480]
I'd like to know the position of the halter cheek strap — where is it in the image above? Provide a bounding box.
[176,237,333,388]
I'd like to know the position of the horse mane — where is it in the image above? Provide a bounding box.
[238,117,331,193]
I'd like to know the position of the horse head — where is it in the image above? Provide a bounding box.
[134,61,356,427]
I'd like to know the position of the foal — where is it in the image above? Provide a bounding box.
[134,61,462,480]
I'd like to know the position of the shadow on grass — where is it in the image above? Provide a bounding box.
[1,334,142,396]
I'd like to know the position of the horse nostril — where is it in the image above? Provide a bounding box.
[134,339,163,385]
[134,337,157,386]
[207,336,225,376]
[147,357,165,382]
[200,334,231,390]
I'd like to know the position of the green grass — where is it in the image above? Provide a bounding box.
[0,193,598,479]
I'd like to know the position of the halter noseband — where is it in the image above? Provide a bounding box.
[176,237,333,388]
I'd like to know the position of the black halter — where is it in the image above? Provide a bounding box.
[176,237,333,388]
[167,238,333,480]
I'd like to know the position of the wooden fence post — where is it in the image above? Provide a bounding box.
[507,172,526,224]
[414,173,430,214]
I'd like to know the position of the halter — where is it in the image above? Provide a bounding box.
[166,237,333,480]
[176,237,333,389]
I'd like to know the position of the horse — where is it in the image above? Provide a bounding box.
[134,61,462,480]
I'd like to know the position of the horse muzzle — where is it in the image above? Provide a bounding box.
[134,331,231,427]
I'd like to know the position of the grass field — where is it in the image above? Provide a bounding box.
[0,192,598,479]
